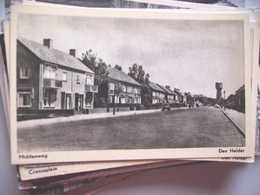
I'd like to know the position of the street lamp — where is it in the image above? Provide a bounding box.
[223,90,226,110]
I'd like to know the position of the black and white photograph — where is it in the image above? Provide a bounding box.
[10,4,253,164]
[256,38,260,155]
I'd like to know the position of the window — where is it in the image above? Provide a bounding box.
[62,72,67,81]
[115,96,119,104]
[85,92,93,106]
[108,83,115,94]
[43,88,57,107]
[18,92,31,107]
[19,66,30,79]
[126,86,131,93]
[86,75,94,85]
[76,75,80,84]
[43,66,56,79]
[121,85,126,92]
[121,97,126,104]
[135,97,141,104]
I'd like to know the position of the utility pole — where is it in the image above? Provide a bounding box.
[112,94,115,115]
[223,90,226,110]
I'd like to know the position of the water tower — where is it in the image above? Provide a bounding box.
[215,82,223,104]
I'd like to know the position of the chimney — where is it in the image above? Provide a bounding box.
[69,49,76,57]
[43,38,53,49]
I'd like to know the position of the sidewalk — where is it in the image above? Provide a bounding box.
[221,108,245,136]
[18,107,189,129]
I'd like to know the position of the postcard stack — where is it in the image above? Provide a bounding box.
[0,0,260,194]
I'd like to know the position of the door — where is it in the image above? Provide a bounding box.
[75,94,79,111]
[61,92,65,109]
[66,94,71,109]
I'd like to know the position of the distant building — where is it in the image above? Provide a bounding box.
[156,84,175,105]
[174,88,183,104]
[225,85,245,113]
[185,92,195,107]
[97,67,142,110]
[146,82,166,105]
[17,37,97,119]
[215,82,223,104]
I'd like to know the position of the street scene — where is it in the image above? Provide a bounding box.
[16,12,246,152]
[18,107,245,152]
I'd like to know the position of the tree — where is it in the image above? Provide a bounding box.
[81,49,108,85]
[145,73,150,84]
[165,85,171,90]
[128,63,147,83]
[137,65,145,82]
[128,63,138,80]
[81,49,97,72]
[81,49,109,107]
[114,64,122,71]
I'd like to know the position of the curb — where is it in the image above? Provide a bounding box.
[18,107,188,129]
[220,108,245,137]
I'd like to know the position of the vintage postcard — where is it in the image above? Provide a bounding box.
[255,29,260,155]
[9,18,257,181]
[18,160,181,181]
[18,157,255,181]
[27,0,238,10]
[250,10,260,155]
[10,4,254,164]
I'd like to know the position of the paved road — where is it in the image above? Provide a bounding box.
[18,106,245,152]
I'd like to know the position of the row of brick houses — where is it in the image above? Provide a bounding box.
[17,37,193,119]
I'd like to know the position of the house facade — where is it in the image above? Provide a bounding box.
[156,84,176,105]
[225,85,245,113]
[146,82,166,105]
[174,88,183,104]
[17,37,97,118]
[97,67,142,110]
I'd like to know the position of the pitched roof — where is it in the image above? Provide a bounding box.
[107,67,141,86]
[18,37,93,73]
[157,84,174,95]
[148,82,165,93]
[174,88,183,96]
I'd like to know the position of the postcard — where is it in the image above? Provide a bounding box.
[3,14,255,181]
[9,4,254,164]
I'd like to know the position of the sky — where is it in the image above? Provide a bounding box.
[18,13,245,98]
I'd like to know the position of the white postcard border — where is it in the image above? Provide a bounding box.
[10,4,254,164]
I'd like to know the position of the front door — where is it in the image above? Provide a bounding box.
[75,94,79,111]
[61,92,65,109]
[75,94,83,112]
[66,94,71,109]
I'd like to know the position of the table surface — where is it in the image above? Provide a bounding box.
[1,94,260,195]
